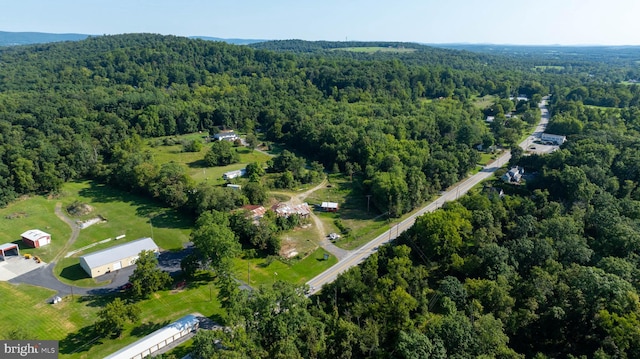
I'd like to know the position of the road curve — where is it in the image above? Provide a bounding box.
[306,97,550,294]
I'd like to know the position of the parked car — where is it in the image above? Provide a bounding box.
[119,282,133,291]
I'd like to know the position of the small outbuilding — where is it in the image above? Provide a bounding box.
[79,237,159,278]
[105,314,200,359]
[321,202,339,212]
[21,229,51,248]
[0,243,19,260]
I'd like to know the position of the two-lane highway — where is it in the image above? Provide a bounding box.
[306,97,550,295]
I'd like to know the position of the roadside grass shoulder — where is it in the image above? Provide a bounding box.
[233,248,337,287]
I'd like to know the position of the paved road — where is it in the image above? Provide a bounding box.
[8,245,190,301]
[306,97,550,295]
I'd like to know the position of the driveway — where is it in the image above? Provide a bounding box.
[8,247,191,300]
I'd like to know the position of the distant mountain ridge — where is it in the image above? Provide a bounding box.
[0,31,267,46]
[0,31,91,46]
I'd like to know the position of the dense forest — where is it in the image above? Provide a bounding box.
[4,34,640,358]
[0,33,547,215]
[192,83,640,358]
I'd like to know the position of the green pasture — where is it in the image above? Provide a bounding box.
[472,94,496,109]
[0,279,222,359]
[332,47,417,54]
[233,248,337,287]
[533,65,565,71]
[146,134,271,182]
[0,196,71,262]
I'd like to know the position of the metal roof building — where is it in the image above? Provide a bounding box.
[105,314,199,359]
[0,243,19,260]
[79,237,159,278]
[21,229,51,248]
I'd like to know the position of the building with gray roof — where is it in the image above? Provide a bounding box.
[79,237,159,278]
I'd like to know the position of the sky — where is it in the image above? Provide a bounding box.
[2,0,640,45]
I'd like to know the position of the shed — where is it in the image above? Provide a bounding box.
[105,314,200,359]
[321,202,339,212]
[0,243,19,260]
[79,237,159,278]
[21,229,51,248]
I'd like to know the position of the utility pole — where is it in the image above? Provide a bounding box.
[247,261,250,285]
[149,215,154,239]
[366,195,372,213]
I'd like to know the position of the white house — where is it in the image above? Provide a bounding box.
[502,167,524,183]
[213,131,238,141]
[21,229,51,248]
[222,168,246,180]
[541,133,566,145]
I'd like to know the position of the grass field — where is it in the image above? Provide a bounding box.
[332,46,417,53]
[0,279,222,359]
[0,195,72,262]
[533,65,565,71]
[233,247,338,287]
[305,176,393,250]
[473,94,496,109]
[147,134,272,182]
[51,181,193,285]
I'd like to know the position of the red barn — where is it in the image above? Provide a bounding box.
[21,229,51,248]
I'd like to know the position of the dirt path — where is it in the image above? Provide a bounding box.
[53,202,80,262]
[282,178,351,260]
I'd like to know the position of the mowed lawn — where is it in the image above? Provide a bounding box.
[0,280,222,359]
[52,181,193,285]
[0,195,72,262]
[233,248,338,287]
[147,133,272,182]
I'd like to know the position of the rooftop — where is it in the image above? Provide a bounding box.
[80,237,158,269]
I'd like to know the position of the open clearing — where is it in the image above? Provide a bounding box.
[233,247,338,287]
[0,279,222,359]
[147,133,271,182]
[332,46,417,53]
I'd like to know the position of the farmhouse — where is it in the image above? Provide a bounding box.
[0,243,19,260]
[21,229,51,248]
[213,130,238,141]
[541,133,566,145]
[105,314,199,359]
[222,168,246,180]
[79,237,159,278]
[321,202,339,212]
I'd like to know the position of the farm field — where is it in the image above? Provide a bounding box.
[0,280,222,359]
